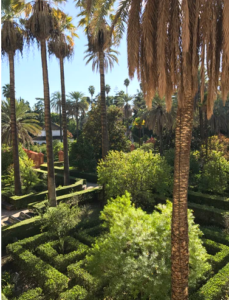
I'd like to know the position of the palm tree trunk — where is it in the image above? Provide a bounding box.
[40,39,56,206]
[171,92,194,300]
[60,57,70,185]
[99,48,109,158]
[9,51,22,196]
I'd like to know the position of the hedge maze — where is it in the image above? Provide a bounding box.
[4,190,229,299]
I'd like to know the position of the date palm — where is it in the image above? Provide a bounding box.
[68,91,85,139]
[2,98,41,145]
[2,84,10,98]
[25,0,62,206]
[88,85,95,104]
[88,0,229,298]
[48,12,77,185]
[1,0,25,195]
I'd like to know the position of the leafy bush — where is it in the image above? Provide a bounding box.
[18,288,44,300]
[2,155,42,195]
[198,151,229,194]
[85,192,211,300]
[52,140,63,160]
[98,149,172,209]
[41,203,81,253]
[69,137,97,172]
[140,142,155,152]
[58,285,88,300]
[1,272,15,298]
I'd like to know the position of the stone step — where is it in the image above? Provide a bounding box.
[8,216,20,225]
[18,212,31,220]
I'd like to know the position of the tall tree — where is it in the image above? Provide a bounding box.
[51,91,62,141]
[2,84,10,98]
[88,85,95,103]
[105,84,111,99]
[26,0,60,206]
[48,11,77,185]
[124,78,130,95]
[68,91,85,139]
[1,0,25,195]
[87,0,229,298]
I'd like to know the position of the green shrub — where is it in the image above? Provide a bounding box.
[140,143,155,152]
[98,149,172,209]
[188,191,229,211]
[68,262,96,290]
[53,140,63,160]
[198,151,229,194]
[41,203,82,253]
[18,288,44,300]
[69,137,97,172]
[58,285,88,300]
[85,193,211,300]
[191,263,229,300]
[1,146,13,174]
[1,271,15,298]
[202,228,229,247]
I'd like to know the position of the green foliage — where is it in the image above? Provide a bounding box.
[52,140,63,160]
[1,272,15,298]
[69,137,97,172]
[83,104,130,159]
[191,263,229,300]
[188,191,229,211]
[58,285,88,300]
[18,288,44,300]
[86,193,211,300]
[140,142,155,152]
[41,203,81,253]
[98,149,172,209]
[1,145,13,174]
[198,151,229,194]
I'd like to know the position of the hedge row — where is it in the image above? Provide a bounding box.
[191,263,229,300]
[58,285,88,300]
[203,239,229,274]
[40,164,98,183]
[8,177,85,209]
[7,245,68,295]
[2,216,42,251]
[29,187,102,213]
[202,227,229,247]
[37,241,88,272]
[18,288,44,300]
[188,191,229,211]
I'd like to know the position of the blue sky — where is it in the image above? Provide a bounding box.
[1,0,140,108]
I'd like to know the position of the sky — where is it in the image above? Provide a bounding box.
[1,0,141,109]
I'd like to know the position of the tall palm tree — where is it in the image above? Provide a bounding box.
[68,91,85,139]
[90,0,229,298]
[105,84,111,98]
[25,0,61,206]
[144,95,174,155]
[124,78,130,95]
[79,3,120,158]
[1,0,25,195]
[88,85,95,103]
[2,98,41,145]
[51,91,62,141]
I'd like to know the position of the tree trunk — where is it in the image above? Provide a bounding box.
[40,39,56,206]
[199,106,204,142]
[60,57,70,185]
[59,105,62,142]
[9,51,22,195]
[171,92,194,300]
[99,48,109,158]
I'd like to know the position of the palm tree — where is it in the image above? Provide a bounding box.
[2,98,41,145]
[2,84,10,98]
[124,78,130,95]
[1,0,25,195]
[144,95,174,155]
[25,0,60,206]
[88,85,95,103]
[48,11,77,185]
[51,91,62,141]
[68,92,85,139]
[92,1,229,298]
[105,84,111,98]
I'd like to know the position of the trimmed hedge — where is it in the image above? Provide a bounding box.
[202,227,229,247]
[188,191,229,211]
[29,187,102,213]
[18,288,44,300]
[2,216,42,251]
[191,263,229,300]
[37,241,88,272]
[7,178,85,209]
[58,285,88,300]
[7,246,68,294]
[40,164,98,183]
